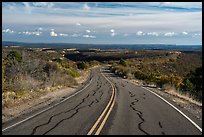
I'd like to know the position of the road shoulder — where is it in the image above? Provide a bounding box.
[125,79,202,129]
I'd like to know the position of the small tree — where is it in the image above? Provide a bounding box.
[77,62,88,70]
[183,79,195,93]
[119,58,127,66]
[7,50,22,63]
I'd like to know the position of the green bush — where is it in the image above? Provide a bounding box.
[134,70,147,80]
[119,58,127,66]
[67,68,80,78]
[7,50,22,63]
[182,66,202,100]
[77,62,88,70]
[183,79,195,93]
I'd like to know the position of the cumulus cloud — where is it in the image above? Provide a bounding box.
[110,29,116,37]
[164,32,176,37]
[182,31,188,35]
[86,30,91,33]
[59,33,68,36]
[157,2,202,9]
[137,31,145,36]
[21,30,42,36]
[23,31,33,35]
[71,33,81,37]
[76,22,81,26]
[50,29,58,37]
[19,28,43,36]
[2,28,15,34]
[32,2,54,8]
[147,32,159,36]
[192,33,201,37]
[110,29,115,33]
[83,35,96,38]
[83,3,90,10]
[38,27,43,31]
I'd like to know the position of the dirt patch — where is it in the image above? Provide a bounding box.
[2,69,90,123]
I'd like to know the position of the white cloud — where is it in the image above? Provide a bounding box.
[164,32,176,37]
[137,31,145,36]
[34,32,41,36]
[50,29,58,37]
[71,33,81,37]
[59,33,68,36]
[32,2,54,8]
[157,2,202,8]
[147,32,159,36]
[22,31,31,35]
[182,31,188,35]
[4,9,201,34]
[86,30,91,33]
[159,2,172,7]
[110,29,115,33]
[21,31,42,36]
[110,29,116,37]
[83,3,90,10]
[2,28,15,34]
[76,22,81,26]
[111,33,116,37]
[83,35,96,38]
[19,28,43,36]
[192,33,201,37]
[38,27,43,31]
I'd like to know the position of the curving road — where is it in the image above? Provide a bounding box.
[2,66,202,135]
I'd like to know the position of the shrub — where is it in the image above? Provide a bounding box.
[7,50,22,63]
[119,58,127,66]
[43,62,59,77]
[181,66,202,100]
[183,79,195,93]
[77,62,88,69]
[45,70,77,87]
[155,75,170,88]
[67,68,80,78]
[134,70,147,80]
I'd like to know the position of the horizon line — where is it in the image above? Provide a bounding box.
[2,41,202,46]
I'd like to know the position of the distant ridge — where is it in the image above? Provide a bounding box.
[2,41,202,51]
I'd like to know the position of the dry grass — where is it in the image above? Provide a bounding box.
[2,69,91,123]
[162,84,202,107]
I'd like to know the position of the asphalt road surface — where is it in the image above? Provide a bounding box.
[2,66,202,135]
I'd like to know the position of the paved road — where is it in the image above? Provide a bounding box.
[2,66,202,135]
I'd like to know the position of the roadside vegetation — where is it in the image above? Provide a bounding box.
[2,47,202,108]
[2,47,98,108]
[110,51,202,101]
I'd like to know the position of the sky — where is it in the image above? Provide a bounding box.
[2,2,202,45]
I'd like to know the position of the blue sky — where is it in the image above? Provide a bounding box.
[2,2,202,45]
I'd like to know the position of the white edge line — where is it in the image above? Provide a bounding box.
[141,86,202,133]
[2,78,93,132]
